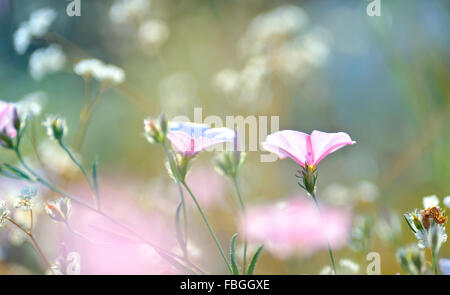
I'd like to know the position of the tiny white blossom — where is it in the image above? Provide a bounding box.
[109,0,150,24]
[443,196,450,208]
[339,259,360,274]
[0,201,10,227]
[423,195,439,209]
[29,44,66,81]
[93,64,125,85]
[213,69,240,95]
[16,91,47,118]
[13,22,32,55]
[13,8,56,55]
[73,58,104,78]
[319,265,333,275]
[138,20,170,48]
[28,8,57,38]
[14,186,37,211]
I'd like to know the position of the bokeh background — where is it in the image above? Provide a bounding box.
[0,0,449,274]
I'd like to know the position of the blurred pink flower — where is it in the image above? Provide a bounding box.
[64,178,178,274]
[0,101,18,138]
[243,196,352,258]
[167,122,235,157]
[262,130,355,168]
[184,167,226,209]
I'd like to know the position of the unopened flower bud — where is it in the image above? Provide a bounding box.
[43,115,67,141]
[0,102,20,149]
[166,153,191,182]
[144,114,168,144]
[297,164,317,196]
[214,151,247,179]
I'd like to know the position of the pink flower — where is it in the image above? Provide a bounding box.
[243,196,352,258]
[167,122,235,157]
[0,101,18,138]
[63,177,179,274]
[184,167,226,208]
[262,130,355,168]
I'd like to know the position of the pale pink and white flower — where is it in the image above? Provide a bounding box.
[0,101,19,138]
[242,196,352,258]
[262,130,355,168]
[167,122,235,157]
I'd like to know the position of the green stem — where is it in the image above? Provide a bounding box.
[182,180,233,274]
[232,176,248,274]
[57,139,99,208]
[73,84,105,151]
[162,141,189,258]
[431,249,440,275]
[310,192,338,275]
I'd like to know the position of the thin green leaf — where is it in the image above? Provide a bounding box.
[403,215,416,234]
[92,156,99,196]
[3,164,31,180]
[230,233,239,275]
[246,245,264,275]
[175,201,187,257]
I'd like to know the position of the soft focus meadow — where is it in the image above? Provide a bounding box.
[0,0,449,275]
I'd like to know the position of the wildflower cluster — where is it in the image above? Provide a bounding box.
[404,196,448,274]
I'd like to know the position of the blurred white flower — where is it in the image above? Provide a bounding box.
[339,259,360,274]
[9,228,27,246]
[238,55,271,106]
[13,8,57,55]
[28,8,57,37]
[13,23,32,55]
[29,44,66,81]
[0,201,10,227]
[319,265,333,275]
[74,59,125,85]
[322,183,353,207]
[93,64,126,85]
[352,180,379,203]
[271,27,330,80]
[376,208,401,246]
[396,244,427,275]
[16,91,47,119]
[423,195,439,209]
[138,20,170,48]
[73,58,104,78]
[444,196,450,208]
[48,251,81,275]
[109,0,150,24]
[241,5,308,56]
[213,69,240,95]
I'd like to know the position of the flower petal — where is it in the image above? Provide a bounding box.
[262,130,309,167]
[310,130,355,166]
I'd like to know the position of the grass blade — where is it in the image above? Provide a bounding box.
[246,245,264,275]
[230,233,239,275]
